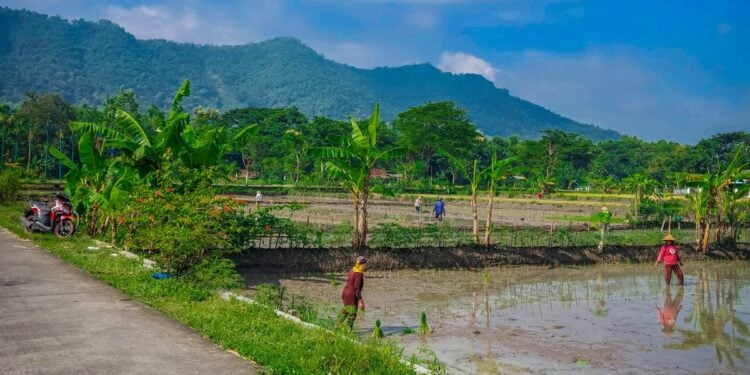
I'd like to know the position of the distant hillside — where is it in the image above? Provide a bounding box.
[0,7,621,140]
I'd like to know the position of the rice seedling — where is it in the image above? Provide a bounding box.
[372,319,384,338]
[419,311,430,335]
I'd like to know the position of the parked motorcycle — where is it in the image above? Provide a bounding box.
[22,193,77,238]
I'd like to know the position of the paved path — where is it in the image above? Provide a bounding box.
[0,228,262,375]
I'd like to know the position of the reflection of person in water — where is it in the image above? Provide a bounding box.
[656,285,684,334]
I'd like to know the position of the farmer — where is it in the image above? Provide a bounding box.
[655,234,684,285]
[339,256,366,328]
[656,285,684,334]
[255,190,264,203]
[433,197,445,221]
[414,197,422,214]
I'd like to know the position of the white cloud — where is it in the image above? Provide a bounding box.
[437,52,500,84]
[104,5,208,43]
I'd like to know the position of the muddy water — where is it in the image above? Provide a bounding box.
[244,261,750,374]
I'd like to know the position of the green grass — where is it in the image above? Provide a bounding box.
[0,203,416,375]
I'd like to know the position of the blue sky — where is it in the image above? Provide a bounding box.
[2,0,748,143]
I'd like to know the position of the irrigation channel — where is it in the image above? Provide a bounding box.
[243,261,750,374]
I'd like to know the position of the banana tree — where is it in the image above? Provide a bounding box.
[70,80,256,186]
[50,133,136,237]
[315,104,401,251]
[686,146,749,251]
[622,173,658,222]
[483,154,518,246]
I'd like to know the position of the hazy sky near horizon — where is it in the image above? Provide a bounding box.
[2,0,748,143]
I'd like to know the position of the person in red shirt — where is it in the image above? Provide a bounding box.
[339,256,367,329]
[656,285,684,334]
[655,234,684,285]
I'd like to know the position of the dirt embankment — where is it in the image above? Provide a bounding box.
[235,244,750,273]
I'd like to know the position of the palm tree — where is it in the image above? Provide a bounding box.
[483,153,518,246]
[315,104,400,251]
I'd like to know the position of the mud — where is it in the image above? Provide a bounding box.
[234,244,750,273]
[242,261,750,374]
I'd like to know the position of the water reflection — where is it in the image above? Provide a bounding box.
[656,286,684,334]
[667,267,750,368]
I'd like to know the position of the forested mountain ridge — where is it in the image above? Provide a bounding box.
[0,7,620,140]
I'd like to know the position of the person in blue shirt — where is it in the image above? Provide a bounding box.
[433,197,445,221]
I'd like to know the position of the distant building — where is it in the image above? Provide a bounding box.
[673,187,699,195]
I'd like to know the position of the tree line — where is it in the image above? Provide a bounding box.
[0,82,747,254]
[2,89,748,190]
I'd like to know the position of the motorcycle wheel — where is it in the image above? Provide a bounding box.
[54,219,75,238]
[23,211,34,233]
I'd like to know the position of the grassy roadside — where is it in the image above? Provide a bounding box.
[0,203,416,375]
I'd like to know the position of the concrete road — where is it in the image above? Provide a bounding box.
[0,228,262,375]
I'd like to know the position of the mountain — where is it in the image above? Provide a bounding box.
[0,7,621,140]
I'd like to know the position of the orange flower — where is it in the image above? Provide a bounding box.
[116,216,126,225]
[148,215,155,223]
[154,190,163,198]
[265,225,271,232]
[166,187,174,192]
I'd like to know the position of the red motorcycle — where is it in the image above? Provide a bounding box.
[22,193,77,238]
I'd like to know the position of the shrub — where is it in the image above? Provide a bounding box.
[0,167,21,203]
[123,186,245,275]
[255,284,285,310]
[184,257,244,290]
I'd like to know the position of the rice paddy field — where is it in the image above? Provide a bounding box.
[234,192,750,248]
[245,261,750,374]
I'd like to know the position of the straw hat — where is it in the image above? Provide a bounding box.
[601,206,608,211]
[663,234,675,242]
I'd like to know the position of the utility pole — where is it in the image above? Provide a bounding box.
[44,125,51,181]
[57,129,64,180]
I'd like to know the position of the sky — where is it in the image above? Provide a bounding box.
[2,0,748,144]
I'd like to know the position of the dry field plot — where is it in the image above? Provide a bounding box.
[236,193,632,230]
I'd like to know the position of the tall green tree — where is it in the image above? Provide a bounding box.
[393,101,480,182]
[14,93,74,175]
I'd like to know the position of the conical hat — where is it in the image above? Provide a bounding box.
[663,234,675,242]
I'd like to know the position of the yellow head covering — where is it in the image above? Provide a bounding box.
[352,256,366,273]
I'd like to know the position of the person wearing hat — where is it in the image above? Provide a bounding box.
[339,256,367,328]
[655,234,684,285]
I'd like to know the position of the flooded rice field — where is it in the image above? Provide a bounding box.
[244,261,750,374]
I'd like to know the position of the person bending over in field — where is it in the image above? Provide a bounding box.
[339,256,366,329]
[655,234,684,286]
